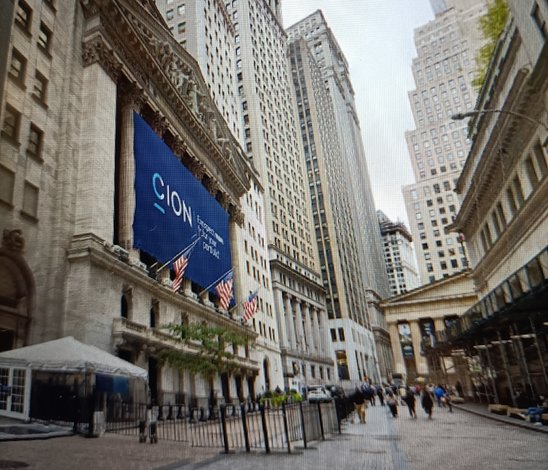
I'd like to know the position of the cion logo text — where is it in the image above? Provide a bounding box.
[152,172,193,227]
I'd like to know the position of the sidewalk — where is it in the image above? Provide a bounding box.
[453,402,548,434]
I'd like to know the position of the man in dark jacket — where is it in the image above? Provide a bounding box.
[352,387,367,423]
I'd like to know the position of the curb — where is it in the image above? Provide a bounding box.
[453,404,548,435]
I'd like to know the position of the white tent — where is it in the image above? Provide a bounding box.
[0,336,147,379]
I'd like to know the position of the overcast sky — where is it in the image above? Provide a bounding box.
[282,0,435,226]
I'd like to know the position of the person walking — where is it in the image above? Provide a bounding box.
[434,384,446,407]
[444,391,453,412]
[353,387,367,424]
[404,388,417,418]
[422,389,434,419]
[377,386,385,406]
[386,392,398,418]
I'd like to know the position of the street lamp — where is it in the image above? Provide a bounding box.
[451,109,548,132]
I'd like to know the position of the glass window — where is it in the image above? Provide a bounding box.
[38,23,52,54]
[22,181,39,218]
[0,165,15,205]
[27,123,43,159]
[8,48,26,86]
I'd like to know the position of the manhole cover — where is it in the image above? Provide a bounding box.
[0,461,29,469]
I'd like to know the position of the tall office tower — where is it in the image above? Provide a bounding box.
[156,0,285,392]
[377,211,420,296]
[158,0,334,391]
[402,0,488,285]
[287,11,392,384]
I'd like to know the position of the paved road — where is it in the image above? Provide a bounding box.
[1,404,546,469]
[177,403,548,470]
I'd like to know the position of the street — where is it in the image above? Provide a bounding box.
[1,404,546,469]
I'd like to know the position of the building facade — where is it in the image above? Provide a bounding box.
[377,211,420,296]
[403,0,489,285]
[440,0,548,406]
[157,0,334,392]
[156,0,285,393]
[287,11,392,385]
[381,272,478,389]
[0,0,264,410]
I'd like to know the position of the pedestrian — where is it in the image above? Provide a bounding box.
[404,388,417,418]
[352,387,367,424]
[386,392,398,418]
[444,392,453,412]
[399,384,407,405]
[377,386,385,406]
[434,384,446,407]
[422,389,434,419]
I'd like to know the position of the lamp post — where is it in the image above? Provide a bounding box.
[451,109,548,132]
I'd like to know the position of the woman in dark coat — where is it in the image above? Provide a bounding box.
[421,389,434,419]
[404,389,417,418]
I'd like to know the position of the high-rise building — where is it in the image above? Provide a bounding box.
[157,0,335,391]
[402,0,488,285]
[156,0,285,392]
[377,211,420,296]
[287,11,391,384]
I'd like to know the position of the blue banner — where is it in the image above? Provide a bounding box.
[133,112,231,290]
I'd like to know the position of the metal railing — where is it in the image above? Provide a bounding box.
[104,399,342,453]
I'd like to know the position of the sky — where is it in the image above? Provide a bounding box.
[281,0,435,226]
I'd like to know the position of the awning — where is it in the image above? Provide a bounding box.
[0,336,147,379]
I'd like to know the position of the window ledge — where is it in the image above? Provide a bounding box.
[26,151,44,163]
[31,94,48,110]
[0,133,21,149]
[20,210,39,222]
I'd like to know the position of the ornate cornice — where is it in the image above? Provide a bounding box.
[82,34,123,82]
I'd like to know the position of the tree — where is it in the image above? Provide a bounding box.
[157,322,250,378]
[472,0,509,91]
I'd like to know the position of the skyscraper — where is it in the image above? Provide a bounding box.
[157,0,334,391]
[287,11,391,384]
[377,211,420,296]
[402,0,488,285]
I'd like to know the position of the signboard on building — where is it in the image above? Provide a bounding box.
[133,112,231,290]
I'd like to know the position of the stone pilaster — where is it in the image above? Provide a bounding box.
[303,302,314,353]
[284,294,296,350]
[118,82,144,256]
[389,322,405,375]
[409,320,428,375]
[274,289,288,349]
[75,62,117,242]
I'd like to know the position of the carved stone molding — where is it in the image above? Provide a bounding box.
[2,229,25,253]
[169,137,187,158]
[217,192,230,210]
[186,159,206,181]
[229,206,245,226]
[147,110,169,136]
[119,81,146,111]
[204,177,220,197]
[80,0,100,18]
[82,35,123,82]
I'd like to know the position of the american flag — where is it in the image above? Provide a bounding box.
[242,290,258,323]
[215,271,233,310]
[171,241,198,293]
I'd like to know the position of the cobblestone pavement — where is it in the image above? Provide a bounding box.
[1,404,547,469]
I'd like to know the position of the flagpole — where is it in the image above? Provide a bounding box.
[198,268,234,297]
[155,234,201,274]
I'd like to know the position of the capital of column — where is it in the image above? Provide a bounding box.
[204,177,220,197]
[229,205,245,226]
[146,110,169,136]
[119,81,146,112]
[186,159,206,181]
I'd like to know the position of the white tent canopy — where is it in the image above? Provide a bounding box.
[0,336,148,379]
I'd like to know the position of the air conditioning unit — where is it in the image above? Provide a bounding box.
[112,245,129,262]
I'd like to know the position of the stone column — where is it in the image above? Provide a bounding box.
[228,213,244,312]
[388,322,405,375]
[409,320,428,376]
[311,307,321,354]
[118,82,144,258]
[274,289,288,349]
[303,302,314,353]
[75,62,118,241]
[294,299,305,352]
[317,309,328,354]
[434,318,445,333]
[284,294,296,350]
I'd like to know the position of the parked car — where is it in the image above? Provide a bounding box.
[307,385,333,403]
